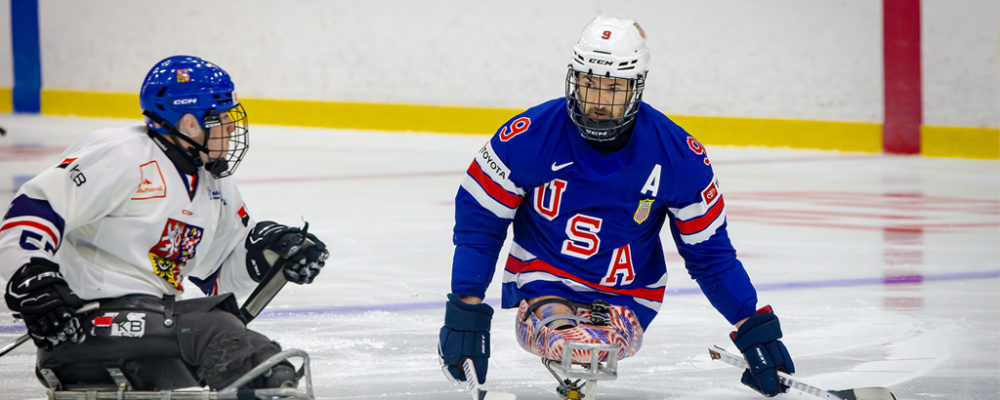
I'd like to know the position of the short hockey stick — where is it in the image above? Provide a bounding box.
[0,302,101,358]
[463,358,517,400]
[708,346,897,400]
[239,221,309,324]
[239,261,289,324]
[0,334,29,358]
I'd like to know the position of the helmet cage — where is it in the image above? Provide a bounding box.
[565,67,645,142]
[201,104,249,178]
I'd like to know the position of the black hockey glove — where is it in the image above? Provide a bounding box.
[439,293,493,384]
[4,258,86,349]
[245,221,329,284]
[731,305,795,397]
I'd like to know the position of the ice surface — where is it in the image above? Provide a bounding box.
[0,114,997,399]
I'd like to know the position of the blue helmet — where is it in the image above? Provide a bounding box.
[139,55,249,178]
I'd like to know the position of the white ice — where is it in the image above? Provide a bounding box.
[0,114,997,399]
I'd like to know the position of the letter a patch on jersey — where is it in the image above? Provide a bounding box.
[633,199,654,224]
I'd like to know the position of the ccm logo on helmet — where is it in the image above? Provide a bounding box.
[588,59,613,66]
[172,98,198,106]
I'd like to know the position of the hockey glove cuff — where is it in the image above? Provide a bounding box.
[731,305,795,397]
[439,293,493,384]
[246,221,329,285]
[5,258,86,349]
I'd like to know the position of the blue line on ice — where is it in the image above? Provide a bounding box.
[1,269,996,334]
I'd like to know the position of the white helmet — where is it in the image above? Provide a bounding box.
[570,15,650,79]
[565,16,650,142]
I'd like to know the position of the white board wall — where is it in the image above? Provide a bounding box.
[922,0,999,128]
[8,0,997,127]
[0,0,12,88]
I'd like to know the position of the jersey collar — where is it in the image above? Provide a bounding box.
[146,129,200,175]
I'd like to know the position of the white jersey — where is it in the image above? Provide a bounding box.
[0,126,258,300]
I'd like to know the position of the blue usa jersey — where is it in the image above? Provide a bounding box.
[452,98,758,329]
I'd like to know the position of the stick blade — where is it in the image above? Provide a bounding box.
[482,392,517,400]
[709,345,896,400]
[463,359,516,400]
[830,387,897,400]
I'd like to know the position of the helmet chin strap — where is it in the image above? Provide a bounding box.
[142,110,228,177]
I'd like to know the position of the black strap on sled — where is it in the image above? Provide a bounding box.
[522,298,575,321]
[522,298,613,326]
[162,295,175,327]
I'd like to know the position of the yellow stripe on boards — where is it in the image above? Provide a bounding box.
[671,115,883,153]
[922,125,1000,159]
[33,89,998,159]
[241,98,520,135]
[42,89,139,119]
[38,89,521,134]
[0,88,12,113]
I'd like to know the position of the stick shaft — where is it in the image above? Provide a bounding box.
[0,302,100,358]
[0,335,29,357]
[239,269,288,323]
[709,347,896,400]
[239,223,308,323]
[709,347,843,400]
[463,358,482,400]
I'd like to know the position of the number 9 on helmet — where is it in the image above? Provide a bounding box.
[139,55,249,178]
[565,16,650,142]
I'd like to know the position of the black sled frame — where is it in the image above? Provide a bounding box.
[38,349,314,400]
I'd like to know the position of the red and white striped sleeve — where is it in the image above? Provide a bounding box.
[0,145,138,281]
[668,177,727,245]
[458,141,526,219]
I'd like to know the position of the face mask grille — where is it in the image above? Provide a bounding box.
[564,67,644,142]
[202,103,249,178]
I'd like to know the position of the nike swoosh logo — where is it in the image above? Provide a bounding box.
[249,237,263,245]
[551,161,574,171]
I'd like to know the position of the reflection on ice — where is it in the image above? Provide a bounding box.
[0,115,997,399]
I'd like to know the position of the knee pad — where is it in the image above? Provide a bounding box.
[514,299,644,363]
[179,311,282,389]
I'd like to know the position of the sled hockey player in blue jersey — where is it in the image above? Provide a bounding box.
[439,16,795,398]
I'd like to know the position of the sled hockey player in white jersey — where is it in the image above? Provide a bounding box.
[0,56,328,395]
[439,17,796,399]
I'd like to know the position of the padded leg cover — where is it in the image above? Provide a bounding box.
[36,295,194,390]
[36,294,285,391]
[177,308,283,389]
[514,300,643,363]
